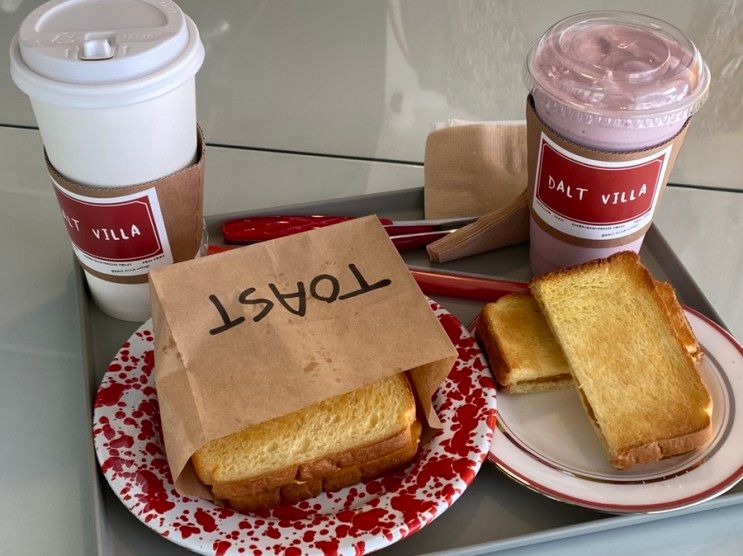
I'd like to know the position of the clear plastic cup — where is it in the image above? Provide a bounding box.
[524,11,710,274]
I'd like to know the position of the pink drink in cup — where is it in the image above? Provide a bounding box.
[525,12,710,274]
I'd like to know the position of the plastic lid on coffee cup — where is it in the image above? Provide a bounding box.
[525,11,710,129]
[9,0,204,108]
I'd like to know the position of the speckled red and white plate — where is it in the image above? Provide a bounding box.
[93,299,496,555]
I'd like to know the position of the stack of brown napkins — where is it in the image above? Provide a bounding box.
[424,120,529,263]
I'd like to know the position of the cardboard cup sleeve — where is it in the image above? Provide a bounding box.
[46,127,206,284]
[526,97,689,249]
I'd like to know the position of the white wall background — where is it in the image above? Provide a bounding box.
[1,0,741,189]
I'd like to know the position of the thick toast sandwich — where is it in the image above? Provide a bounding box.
[478,280,701,394]
[529,252,712,469]
[192,373,420,511]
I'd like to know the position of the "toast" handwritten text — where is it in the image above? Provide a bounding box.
[207,263,392,335]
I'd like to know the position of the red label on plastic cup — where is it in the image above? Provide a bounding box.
[532,133,672,241]
[53,183,173,276]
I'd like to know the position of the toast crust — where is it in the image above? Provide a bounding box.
[575,386,713,469]
[531,251,712,468]
[209,424,414,499]
[655,281,703,363]
[477,303,514,389]
[613,423,713,469]
[225,421,422,512]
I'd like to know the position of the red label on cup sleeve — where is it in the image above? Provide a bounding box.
[532,133,672,241]
[53,183,173,276]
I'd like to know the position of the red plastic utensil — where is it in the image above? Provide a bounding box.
[221,214,477,244]
[206,244,235,255]
[211,230,449,254]
[408,269,528,302]
[222,215,394,243]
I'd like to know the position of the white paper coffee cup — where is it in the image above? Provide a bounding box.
[10,0,205,321]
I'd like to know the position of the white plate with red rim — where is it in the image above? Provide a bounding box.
[93,298,497,556]
[488,306,743,514]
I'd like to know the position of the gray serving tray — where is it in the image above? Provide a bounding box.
[78,188,742,555]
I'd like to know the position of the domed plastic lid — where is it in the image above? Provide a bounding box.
[10,0,204,108]
[525,11,710,128]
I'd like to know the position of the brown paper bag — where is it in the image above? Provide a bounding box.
[149,216,458,495]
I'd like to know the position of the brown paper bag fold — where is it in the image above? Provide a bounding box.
[427,190,529,263]
[149,216,457,495]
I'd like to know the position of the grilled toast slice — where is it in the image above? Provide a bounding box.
[479,281,701,394]
[478,293,572,393]
[225,421,421,512]
[192,373,418,508]
[530,251,712,469]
